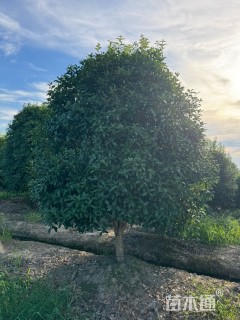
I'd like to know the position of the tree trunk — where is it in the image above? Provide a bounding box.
[113,220,127,263]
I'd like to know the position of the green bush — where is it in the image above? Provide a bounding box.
[2,104,49,193]
[0,136,6,190]
[229,209,240,221]
[208,140,240,210]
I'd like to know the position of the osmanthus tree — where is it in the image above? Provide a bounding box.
[30,36,217,262]
[2,104,49,192]
[208,140,240,209]
[0,135,6,189]
[235,176,240,208]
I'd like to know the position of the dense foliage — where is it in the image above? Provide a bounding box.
[235,176,240,208]
[30,36,217,261]
[0,135,6,189]
[208,140,239,209]
[2,104,49,192]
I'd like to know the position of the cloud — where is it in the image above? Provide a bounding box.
[1,1,240,62]
[0,82,49,133]
[0,82,48,103]
[30,82,49,99]
[0,88,34,102]
[0,108,19,121]
[0,42,19,55]
[225,147,240,167]
[204,109,240,166]
[0,0,240,165]
[1,0,238,107]
[0,12,21,56]
[28,63,47,72]
[30,81,49,91]
[0,12,20,31]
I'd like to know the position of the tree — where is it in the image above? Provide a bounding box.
[30,36,217,262]
[0,135,6,189]
[208,140,239,209]
[235,176,240,208]
[2,104,49,192]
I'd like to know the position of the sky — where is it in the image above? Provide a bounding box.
[0,0,240,167]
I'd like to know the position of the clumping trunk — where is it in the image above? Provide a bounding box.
[113,220,127,263]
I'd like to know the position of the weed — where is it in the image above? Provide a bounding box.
[10,252,23,268]
[182,215,240,246]
[0,229,12,242]
[0,269,74,320]
[0,213,12,243]
[24,211,42,223]
[0,191,26,201]
[185,281,240,320]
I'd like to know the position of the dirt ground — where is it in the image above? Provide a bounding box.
[0,199,240,319]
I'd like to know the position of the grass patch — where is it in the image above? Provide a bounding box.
[216,296,240,320]
[185,281,240,320]
[0,229,12,242]
[0,191,27,201]
[0,270,74,320]
[24,211,42,223]
[0,213,12,243]
[182,215,240,246]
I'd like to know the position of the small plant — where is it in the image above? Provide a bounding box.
[24,211,42,223]
[0,213,12,243]
[0,229,12,242]
[10,252,23,268]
